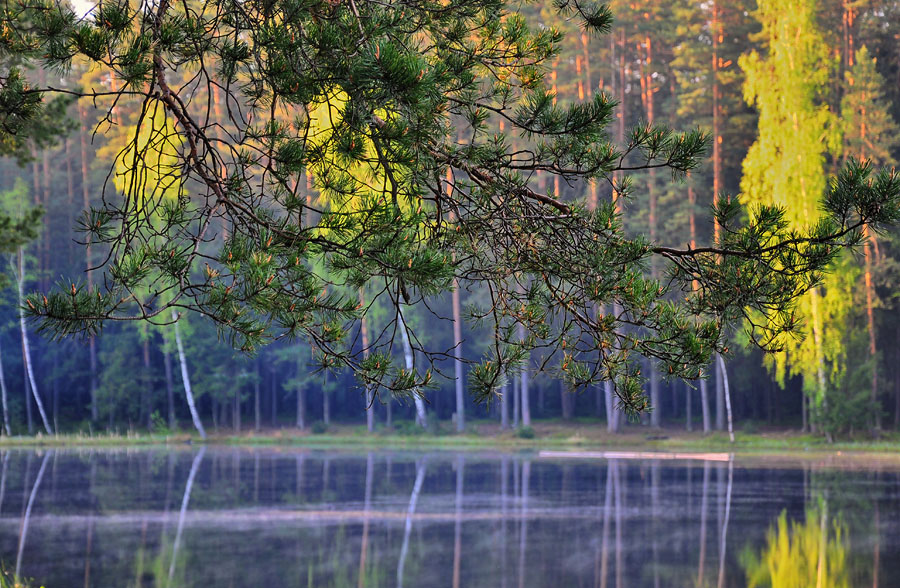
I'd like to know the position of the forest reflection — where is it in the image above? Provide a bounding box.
[0,449,894,587]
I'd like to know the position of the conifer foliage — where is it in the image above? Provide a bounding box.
[1,0,899,417]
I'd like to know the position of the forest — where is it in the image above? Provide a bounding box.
[0,0,899,440]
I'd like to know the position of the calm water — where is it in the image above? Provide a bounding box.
[0,448,897,587]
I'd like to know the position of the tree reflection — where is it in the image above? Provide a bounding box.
[742,500,849,588]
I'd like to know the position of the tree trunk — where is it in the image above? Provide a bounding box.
[296,351,306,430]
[500,374,509,430]
[397,304,427,427]
[699,377,711,434]
[164,350,175,430]
[233,379,241,434]
[0,336,11,436]
[359,289,374,432]
[254,358,261,432]
[518,323,531,427]
[605,380,618,433]
[16,249,52,435]
[864,229,880,430]
[715,356,725,431]
[716,354,734,443]
[142,333,152,429]
[323,370,330,426]
[686,380,693,432]
[79,104,98,424]
[172,311,206,439]
[452,279,465,432]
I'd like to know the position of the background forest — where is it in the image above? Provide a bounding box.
[1,0,898,438]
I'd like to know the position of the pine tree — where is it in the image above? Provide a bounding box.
[2,0,899,420]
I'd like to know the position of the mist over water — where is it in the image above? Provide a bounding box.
[0,448,896,587]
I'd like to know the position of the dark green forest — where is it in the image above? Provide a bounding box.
[1,0,899,438]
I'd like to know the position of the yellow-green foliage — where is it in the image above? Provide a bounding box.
[102,98,183,213]
[739,0,847,403]
[742,504,849,588]
[306,88,413,217]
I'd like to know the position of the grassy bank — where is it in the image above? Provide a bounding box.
[1,420,899,456]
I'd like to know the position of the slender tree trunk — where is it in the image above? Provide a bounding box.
[716,355,734,443]
[15,250,52,435]
[452,279,465,432]
[22,342,32,435]
[686,381,693,432]
[0,337,10,436]
[397,305,427,427]
[512,372,520,428]
[700,378,711,434]
[518,323,531,427]
[171,311,206,439]
[810,288,827,434]
[323,371,330,426]
[864,228,880,430]
[254,358,261,432]
[296,351,306,430]
[359,289,374,432]
[164,351,175,430]
[79,104,98,424]
[715,357,725,431]
[233,378,241,434]
[500,375,509,430]
[142,333,152,429]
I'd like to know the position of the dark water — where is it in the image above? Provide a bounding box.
[0,448,897,587]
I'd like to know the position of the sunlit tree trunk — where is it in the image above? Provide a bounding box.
[500,374,509,430]
[863,230,880,431]
[398,304,427,427]
[15,249,52,435]
[715,360,725,431]
[172,311,206,439]
[79,104,98,424]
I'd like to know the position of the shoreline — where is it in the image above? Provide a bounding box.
[0,421,898,460]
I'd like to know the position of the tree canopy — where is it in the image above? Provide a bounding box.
[1,0,899,417]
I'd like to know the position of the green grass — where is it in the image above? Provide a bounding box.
[3,420,900,459]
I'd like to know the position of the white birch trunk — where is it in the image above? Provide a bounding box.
[716,354,734,443]
[15,249,52,435]
[0,337,10,436]
[397,305,426,427]
[172,311,206,439]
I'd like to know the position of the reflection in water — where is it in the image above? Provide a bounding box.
[742,499,849,588]
[0,449,895,587]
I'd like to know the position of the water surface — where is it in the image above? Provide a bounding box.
[0,447,897,587]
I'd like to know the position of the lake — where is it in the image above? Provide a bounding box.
[0,447,896,587]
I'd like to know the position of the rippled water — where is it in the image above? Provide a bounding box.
[0,447,897,587]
